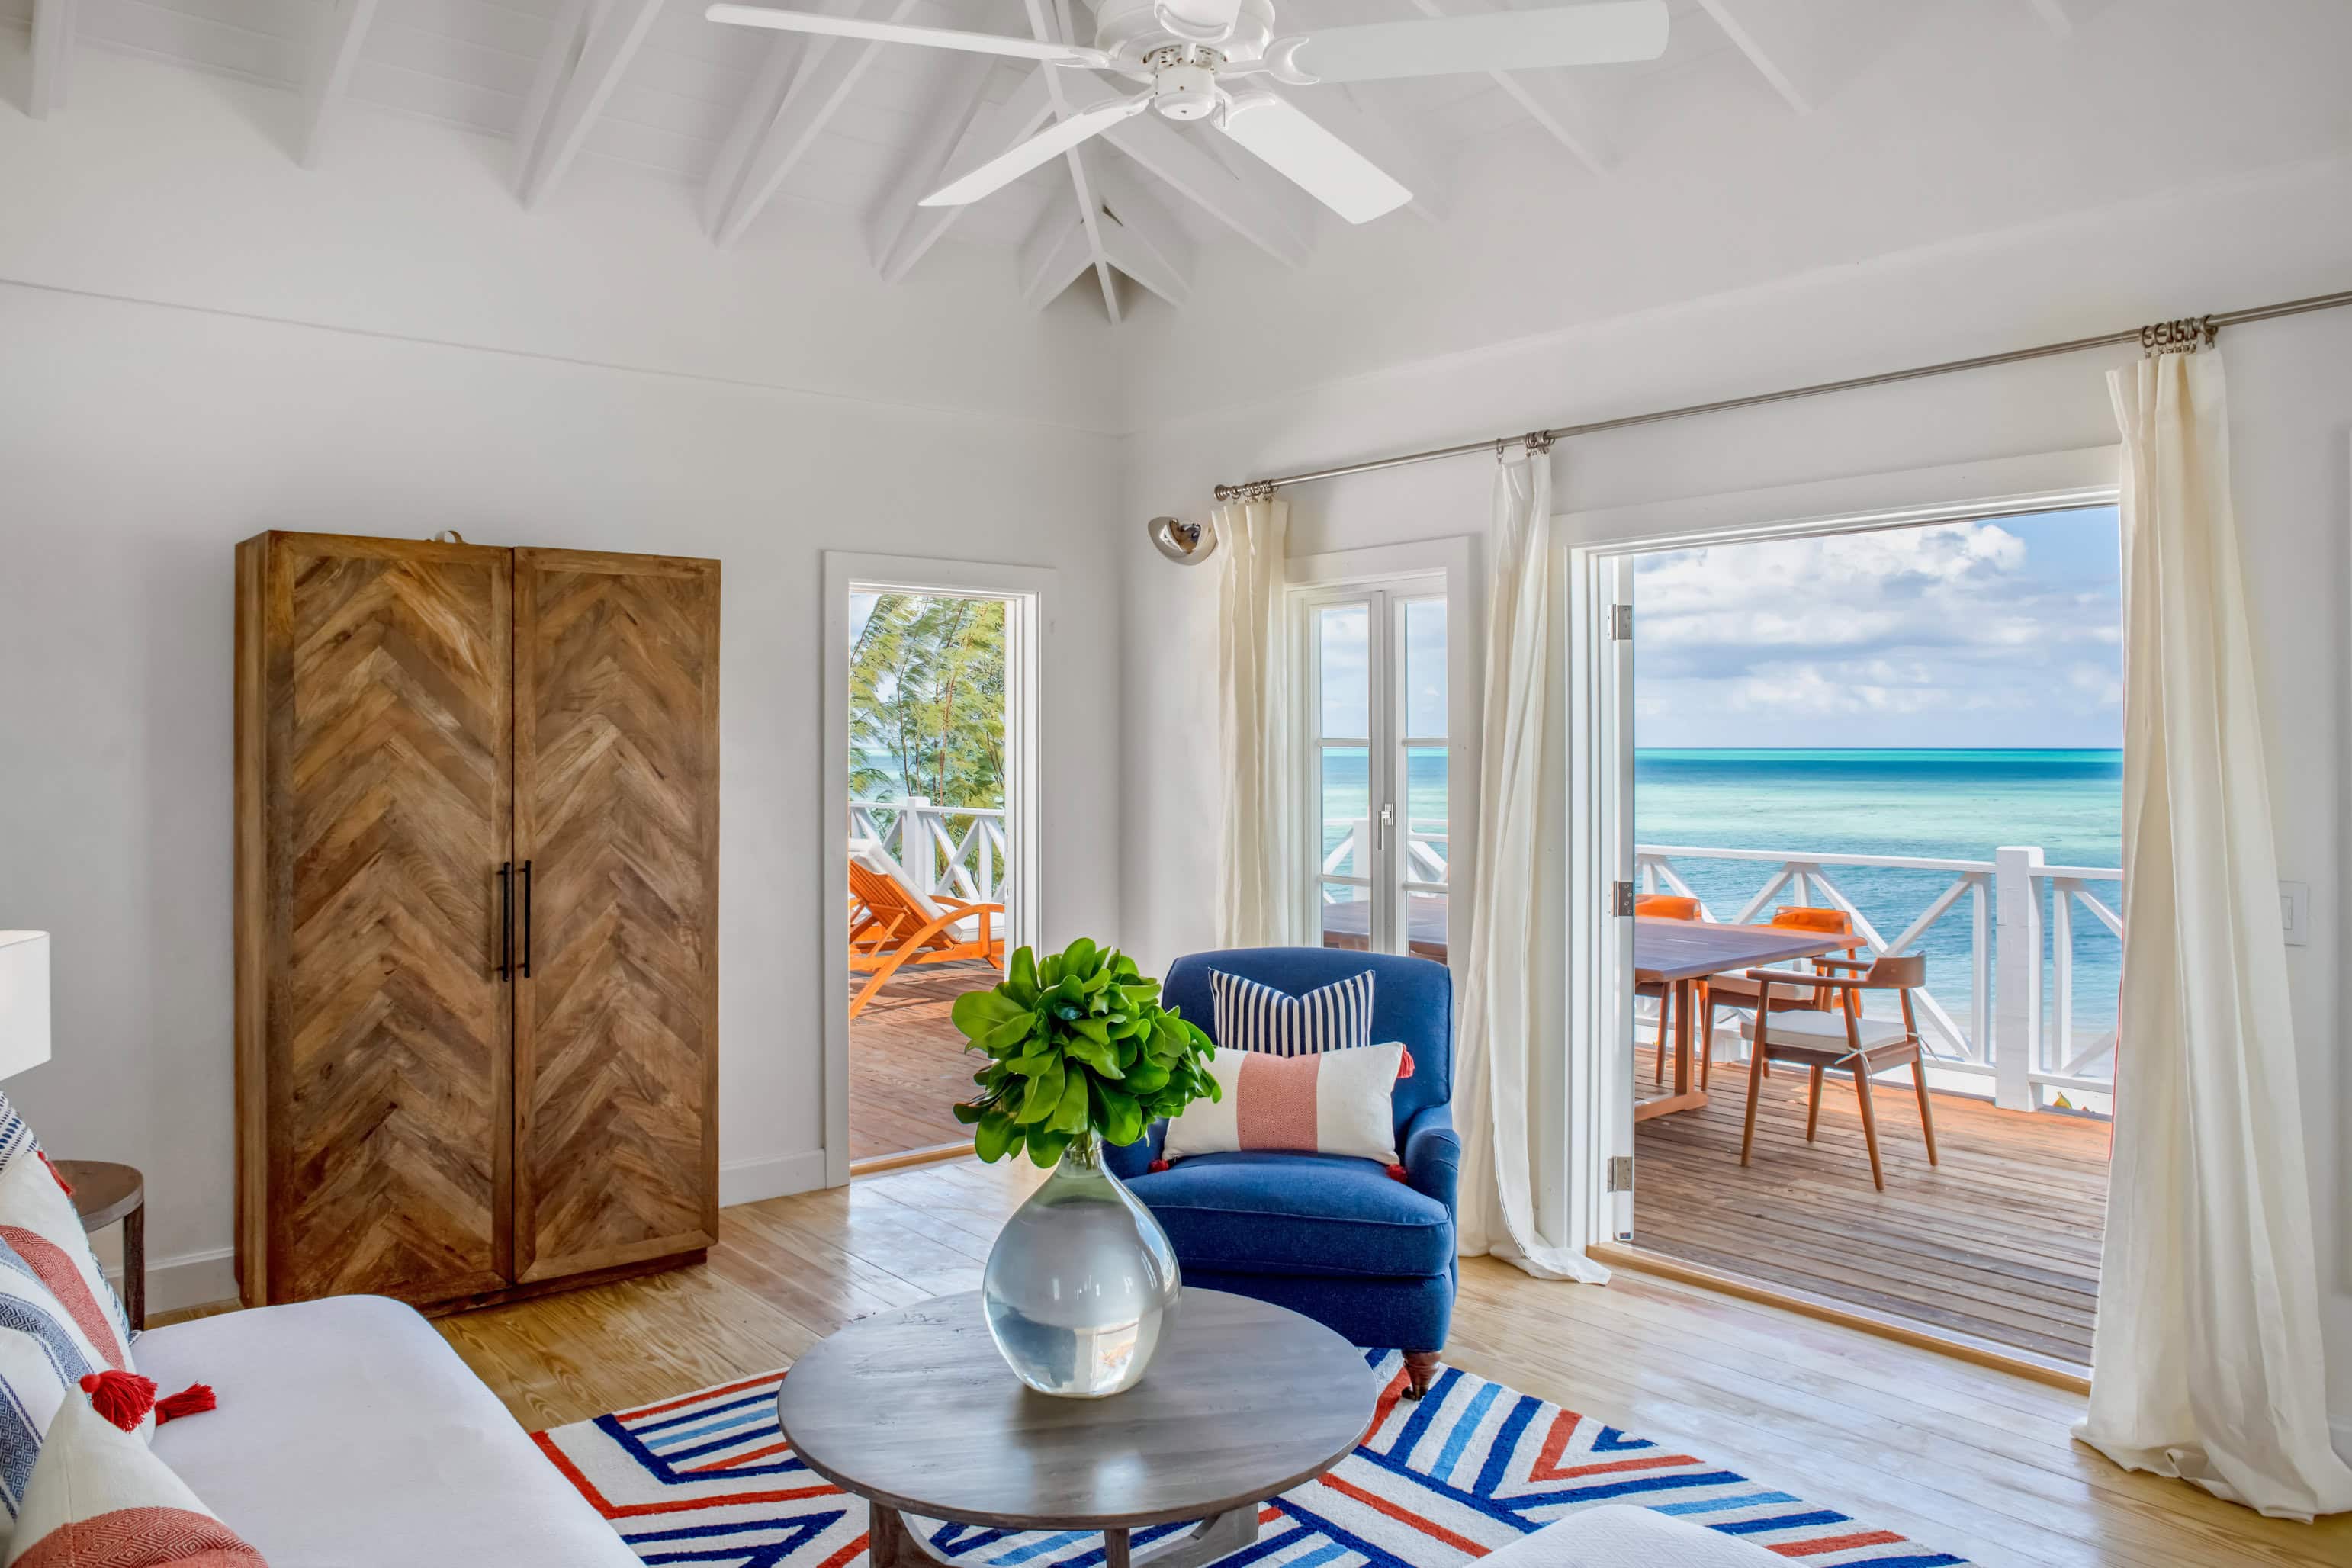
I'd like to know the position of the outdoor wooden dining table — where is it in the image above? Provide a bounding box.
[1634,917,1865,1121]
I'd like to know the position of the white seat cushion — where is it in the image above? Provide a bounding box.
[140,1295,637,1568]
[1483,1505,1785,1566]
[1740,1007,1910,1052]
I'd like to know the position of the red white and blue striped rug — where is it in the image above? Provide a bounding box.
[535,1351,1972,1568]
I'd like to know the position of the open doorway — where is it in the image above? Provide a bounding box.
[825,557,1043,1178]
[1609,503,2121,1373]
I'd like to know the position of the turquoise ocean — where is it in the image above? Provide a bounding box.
[1323,747,2122,1037]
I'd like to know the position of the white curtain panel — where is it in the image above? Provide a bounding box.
[2074,349,2352,1520]
[1454,455,1607,1283]
[1213,498,1300,948]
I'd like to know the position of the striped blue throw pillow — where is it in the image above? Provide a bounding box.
[1206,969,1375,1058]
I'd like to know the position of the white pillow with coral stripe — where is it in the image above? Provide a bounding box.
[0,1094,132,1380]
[3,1384,261,1567]
[1162,1042,1406,1166]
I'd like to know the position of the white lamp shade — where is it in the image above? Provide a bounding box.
[0,933,53,1081]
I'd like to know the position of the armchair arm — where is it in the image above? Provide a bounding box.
[1103,1122,1166,1181]
[1401,1103,1460,1214]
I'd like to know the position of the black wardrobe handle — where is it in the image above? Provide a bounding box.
[497,862,512,982]
[519,860,533,979]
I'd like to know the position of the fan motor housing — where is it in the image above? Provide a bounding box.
[1152,61,1220,120]
[1094,0,1275,61]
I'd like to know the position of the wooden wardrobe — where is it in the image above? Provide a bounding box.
[233,532,720,1313]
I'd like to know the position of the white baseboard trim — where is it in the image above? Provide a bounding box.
[134,1248,237,1317]
[125,1154,829,1319]
[720,1148,830,1208]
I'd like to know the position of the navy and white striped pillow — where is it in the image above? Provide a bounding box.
[1206,970,1375,1058]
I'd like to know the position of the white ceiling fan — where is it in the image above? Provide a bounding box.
[705,1,1669,224]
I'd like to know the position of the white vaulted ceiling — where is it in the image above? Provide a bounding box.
[5,0,2350,333]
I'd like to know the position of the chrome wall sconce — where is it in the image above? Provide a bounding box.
[1148,515,1218,564]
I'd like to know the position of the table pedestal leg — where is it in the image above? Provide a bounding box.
[1104,1528,1131,1568]
[1634,978,1711,1122]
[869,1504,911,1568]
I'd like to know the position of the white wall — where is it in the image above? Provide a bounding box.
[1120,153,2352,1440]
[0,56,1126,1309]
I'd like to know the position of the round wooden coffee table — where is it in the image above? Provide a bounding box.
[777,1289,1375,1568]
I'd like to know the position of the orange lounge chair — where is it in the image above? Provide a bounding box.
[847,850,1004,1018]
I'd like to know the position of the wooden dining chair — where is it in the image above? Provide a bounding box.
[1698,905,1853,1089]
[1634,894,1702,1084]
[1737,953,1937,1191]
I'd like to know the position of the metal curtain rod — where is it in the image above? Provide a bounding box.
[1210,286,2352,503]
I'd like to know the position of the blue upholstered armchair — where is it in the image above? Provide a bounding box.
[1104,947,1460,1397]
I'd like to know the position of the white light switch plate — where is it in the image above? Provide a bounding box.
[2279,881,2309,946]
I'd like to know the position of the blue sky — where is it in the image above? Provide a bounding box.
[1634,506,2122,750]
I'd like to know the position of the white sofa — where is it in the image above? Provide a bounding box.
[1499,1504,1787,1566]
[140,1294,638,1568]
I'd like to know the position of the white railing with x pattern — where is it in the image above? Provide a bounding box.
[1637,843,2120,1113]
[851,798,1011,906]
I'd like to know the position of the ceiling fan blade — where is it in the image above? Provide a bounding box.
[921,93,1153,207]
[1216,94,1411,225]
[1282,1,1669,84]
[704,5,1112,66]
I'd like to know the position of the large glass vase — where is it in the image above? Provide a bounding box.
[981,1132,1180,1398]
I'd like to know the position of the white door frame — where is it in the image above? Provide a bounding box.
[1560,446,2122,1258]
[1285,535,1482,999]
[822,552,1052,1187]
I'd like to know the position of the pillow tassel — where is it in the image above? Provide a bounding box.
[35,1149,72,1196]
[79,1370,156,1431]
[156,1383,217,1422]
[1386,1163,1409,1184]
[1147,1158,1171,1173]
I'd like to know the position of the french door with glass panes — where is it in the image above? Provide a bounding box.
[1299,577,1450,960]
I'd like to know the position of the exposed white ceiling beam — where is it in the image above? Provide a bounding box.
[1027,0,1120,320]
[872,67,1056,279]
[1101,103,1311,268]
[1091,154,1191,308]
[27,0,75,120]
[298,0,382,169]
[867,53,999,278]
[1406,0,1612,176]
[1017,204,1098,313]
[707,0,924,247]
[513,0,667,207]
[1696,0,1888,115]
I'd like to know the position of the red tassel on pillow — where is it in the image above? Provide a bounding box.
[1396,1049,1415,1081]
[37,1151,72,1197]
[80,1370,157,1431]
[1147,1158,1171,1173]
[1385,1162,1410,1184]
[156,1383,217,1423]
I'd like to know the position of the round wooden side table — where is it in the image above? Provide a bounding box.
[777,1289,1375,1568]
[54,1161,143,1330]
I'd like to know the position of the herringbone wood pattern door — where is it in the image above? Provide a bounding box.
[242,534,515,1306]
[512,549,720,1283]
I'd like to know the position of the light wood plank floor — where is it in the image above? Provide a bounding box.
[428,1158,2345,1568]
[848,960,996,1161]
[1634,1060,2110,1365]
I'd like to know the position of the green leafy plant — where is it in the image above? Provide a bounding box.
[950,940,1219,1167]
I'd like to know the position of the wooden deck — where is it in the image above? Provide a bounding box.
[847,959,995,1162]
[1634,1056,2110,1366]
